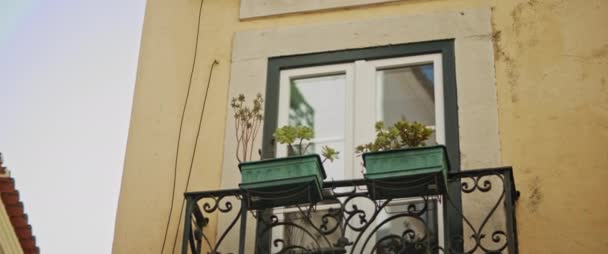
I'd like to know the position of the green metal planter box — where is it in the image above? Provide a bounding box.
[363,145,450,199]
[239,154,326,209]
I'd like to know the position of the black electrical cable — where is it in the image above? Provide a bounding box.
[160,0,205,253]
[171,59,218,253]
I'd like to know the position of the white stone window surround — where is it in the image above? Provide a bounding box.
[240,0,403,20]
[224,7,500,188]
[219,7,501,251]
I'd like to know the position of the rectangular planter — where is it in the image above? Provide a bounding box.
[363,145,449,199]
[239,154,326,209]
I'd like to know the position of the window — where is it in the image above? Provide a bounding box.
[275,54,444,180]
[262,41,460,173]
[272,53,446,252]
[261,41,461,252]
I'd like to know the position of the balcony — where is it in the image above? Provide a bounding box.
[181,167,519,254]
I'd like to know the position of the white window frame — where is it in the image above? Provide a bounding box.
[278,53,444,180]
[274,53,446,252]
[278,63,356,180]
[367,54,445,145]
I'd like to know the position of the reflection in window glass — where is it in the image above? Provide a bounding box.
[290,74,346,180]
[377,64,436,144]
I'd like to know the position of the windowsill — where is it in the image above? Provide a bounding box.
[240,0,403,20]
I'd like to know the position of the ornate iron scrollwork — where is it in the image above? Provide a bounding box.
[447,170,516,254]
[182,167,518,254]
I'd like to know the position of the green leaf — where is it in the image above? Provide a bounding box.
[321,145,339,162]
[296,126,314,140]
[273,125,297,144]
[356,120,434,153]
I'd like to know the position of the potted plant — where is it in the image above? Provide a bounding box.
[356,120,450,199]
[231,94,338,208]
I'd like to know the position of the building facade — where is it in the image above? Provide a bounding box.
[113,0,608,253]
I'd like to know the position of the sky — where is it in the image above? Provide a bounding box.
[0,1,146,253]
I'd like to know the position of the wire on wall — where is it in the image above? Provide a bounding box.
[171,59,218,253]
[160,0,206,253]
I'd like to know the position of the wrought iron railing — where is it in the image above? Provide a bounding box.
[181,167,519,254]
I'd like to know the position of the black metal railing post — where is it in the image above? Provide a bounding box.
[504,169,519,254]
[182,195,195,254]
[238,197,247,254]
[445,177,464,253]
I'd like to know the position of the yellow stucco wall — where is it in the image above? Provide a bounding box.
[113,0,608,253]
[492,0,608,253]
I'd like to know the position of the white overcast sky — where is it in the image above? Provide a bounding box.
[0,1,146,253]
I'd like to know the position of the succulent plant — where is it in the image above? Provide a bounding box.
[356,120,433,153]
[274,125,339,163]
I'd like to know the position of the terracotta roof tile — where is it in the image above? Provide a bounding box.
[1,191,19,204]
[24,247,40,254]
[10,214,28,226]
[19,237,36,249]
[0,154,5,175]
[0,154,39,253]
[6,202,24,216]
[0,178,15,192]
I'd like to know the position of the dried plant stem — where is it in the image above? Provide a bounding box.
[235,117,242,163]
[241,121,248,161]
[231,93,264,163]
[249,119,261,160]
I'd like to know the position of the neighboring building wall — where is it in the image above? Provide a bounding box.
[0,196,24,254]
[0,156,38,254]
[113,0,608,253]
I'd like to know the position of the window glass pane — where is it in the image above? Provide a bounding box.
[376,64,435,127]
[290,75,346,138]
[290,74,346,179]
